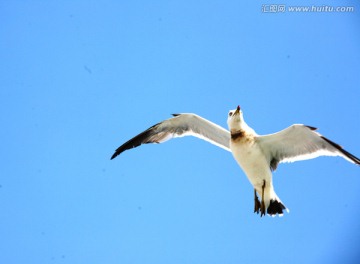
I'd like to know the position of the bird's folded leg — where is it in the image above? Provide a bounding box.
[254,189,261,214]
[260,180,266,217]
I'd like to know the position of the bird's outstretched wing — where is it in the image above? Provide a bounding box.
[111,113,231,160]
[257,124,360,171]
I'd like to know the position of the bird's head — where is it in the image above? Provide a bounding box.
[227,105,244,132]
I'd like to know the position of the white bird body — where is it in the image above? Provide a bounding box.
[230,131,277,211]
[227,106,287,215]
[111,105,359,217]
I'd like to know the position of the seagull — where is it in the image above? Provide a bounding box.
[111,106,360,217]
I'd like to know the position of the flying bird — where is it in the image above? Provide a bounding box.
[111,106,360,217]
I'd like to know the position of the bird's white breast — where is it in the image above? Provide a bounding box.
[230,134,272,190]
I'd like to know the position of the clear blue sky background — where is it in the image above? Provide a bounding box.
[1,1,360,263]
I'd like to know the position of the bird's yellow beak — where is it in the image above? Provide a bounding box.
[234,105,240,115]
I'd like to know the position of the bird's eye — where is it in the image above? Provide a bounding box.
[229,112,233,116]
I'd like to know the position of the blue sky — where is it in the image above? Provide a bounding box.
[1,1,360,263]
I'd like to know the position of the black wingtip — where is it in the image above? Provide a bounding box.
[321,136,360,165]
[111,146,124,160]
[110,152,118,160]
[110,123,160,161]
